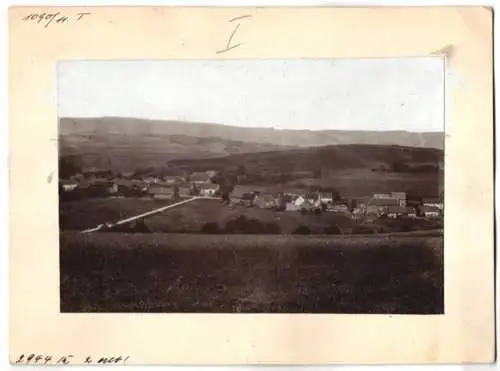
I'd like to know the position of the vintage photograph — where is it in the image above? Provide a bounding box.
[58,58,444,314]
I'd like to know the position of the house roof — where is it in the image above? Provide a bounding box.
[60,179,78,186]
[241,193,256,201]
[92,179,114,186]
[421,205,441,212]
[231,186,253,198]
[198,183,218,190]
[423,198,441,204]
[304,192,319,199]
[391,192,407,197]
[318,192,333,198]
[367,197,398,207]
[386,206,408,213]
[190,172,210,181]
[257,194,275,202]
[163,175,179,180]
[148,185,175,195]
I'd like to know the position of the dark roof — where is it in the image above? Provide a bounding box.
[148,185,174,194]
[368,197,398,207]
[190,172,210,181]
[391,192,407,197]
[198,183,218,190]
[241,193,256,201]
[318,192,333,198]
[386,206,407,213]
[422,205,441,212]
[423,198,441,204]
[60,179,78,186]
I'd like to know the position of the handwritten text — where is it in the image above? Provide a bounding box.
[21,12,91,28]
[216,14,252,54]
[14,353,130,365]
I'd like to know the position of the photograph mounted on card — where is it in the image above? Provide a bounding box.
[9,6,494,365]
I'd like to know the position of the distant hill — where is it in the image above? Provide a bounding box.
[60,116,444,152]
[59,117,444,197]
[168,143,443,172]
[167,144,444,198]
[59,117,298,172]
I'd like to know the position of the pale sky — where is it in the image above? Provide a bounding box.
[57,58,444,132]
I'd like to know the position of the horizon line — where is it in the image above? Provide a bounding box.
[59,116,444,134]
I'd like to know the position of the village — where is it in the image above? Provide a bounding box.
[59,168,444,223]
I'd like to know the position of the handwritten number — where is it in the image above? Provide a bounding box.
[14,354,128,365]
[57,355,73,365]
[21,12,91,27]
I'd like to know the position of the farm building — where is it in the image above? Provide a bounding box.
[198,183,219,197]
[239,192,259,207]
[366,197,398,215]
[163,175,184,185]
[328,203,349,213]
[390,192,407,207]
[142,176,161,184]
[60,179,79,192]
[318,192,333,204]
[178,185,193,197]
[405,207,418,218]
[255,194,276,209]
[422,205,441,218]
[205,170,217,178]
[423,198,443,210]
[148,184,176,200]
[189,172,212,184]
[386,206,408,219]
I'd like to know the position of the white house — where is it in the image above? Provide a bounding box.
[198,183,219,196]
[60,180,78,192]
[318,192,333,204]
[422,205,440,218]
[423,198,444,210]
[294,195,307,207]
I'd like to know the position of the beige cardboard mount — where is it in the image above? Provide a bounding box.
[9,6,494,365]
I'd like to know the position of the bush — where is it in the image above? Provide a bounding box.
[323,225,342,235]
[265,222,281,234]
[201,222,220,234]
[292,225,311,235]
[224,216,281,234]
[352,226,376,235]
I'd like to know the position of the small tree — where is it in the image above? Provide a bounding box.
[201,222,219,234]
[292,225,311,235]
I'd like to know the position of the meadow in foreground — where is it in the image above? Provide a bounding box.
[60,232,443,314]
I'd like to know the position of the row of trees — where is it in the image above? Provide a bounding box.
[373,161,442,174]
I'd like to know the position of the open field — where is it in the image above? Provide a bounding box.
[60,198,443,234]
[59,197,173,230]
[288,170,443,198]
[60,232,443,313]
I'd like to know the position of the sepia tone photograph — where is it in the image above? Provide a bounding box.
[58,58,444,314]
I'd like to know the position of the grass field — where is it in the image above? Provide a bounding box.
[288,169,443,198]
[60,232,443,314]
[59,197,173,230]
[60,197,442,235]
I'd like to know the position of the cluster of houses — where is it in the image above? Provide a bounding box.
[60,168,443,221]
[59,170,220,198]
[228,188,443,220]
